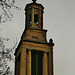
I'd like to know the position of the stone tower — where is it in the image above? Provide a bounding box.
[14,0,54,75]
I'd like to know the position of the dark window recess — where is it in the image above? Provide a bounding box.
[29,14,32,23]
[31,51,43,75]
[41,16,43,28]
[32,36,38,39]
[34,14,38,23]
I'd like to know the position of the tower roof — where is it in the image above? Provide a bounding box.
[25,1,44,11]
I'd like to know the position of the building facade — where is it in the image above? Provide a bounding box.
[15,0,54,75]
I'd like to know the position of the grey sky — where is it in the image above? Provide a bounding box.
[0,0,75,75]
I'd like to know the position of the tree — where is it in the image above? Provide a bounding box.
[0,36,17,75]
[0,0,21,23]
[0,0,21,74]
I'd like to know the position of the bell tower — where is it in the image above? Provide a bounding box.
[25,0,43,29]
[15,0,54,75]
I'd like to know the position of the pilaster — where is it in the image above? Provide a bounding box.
[27,50,31,75]
[20,48,26,75]
[43,52,48,75]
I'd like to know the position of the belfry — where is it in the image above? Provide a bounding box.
[15,0,54,75]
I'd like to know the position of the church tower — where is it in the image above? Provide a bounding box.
[15,0,54,75]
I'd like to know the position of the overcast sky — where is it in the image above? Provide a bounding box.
[0,0,75,75]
